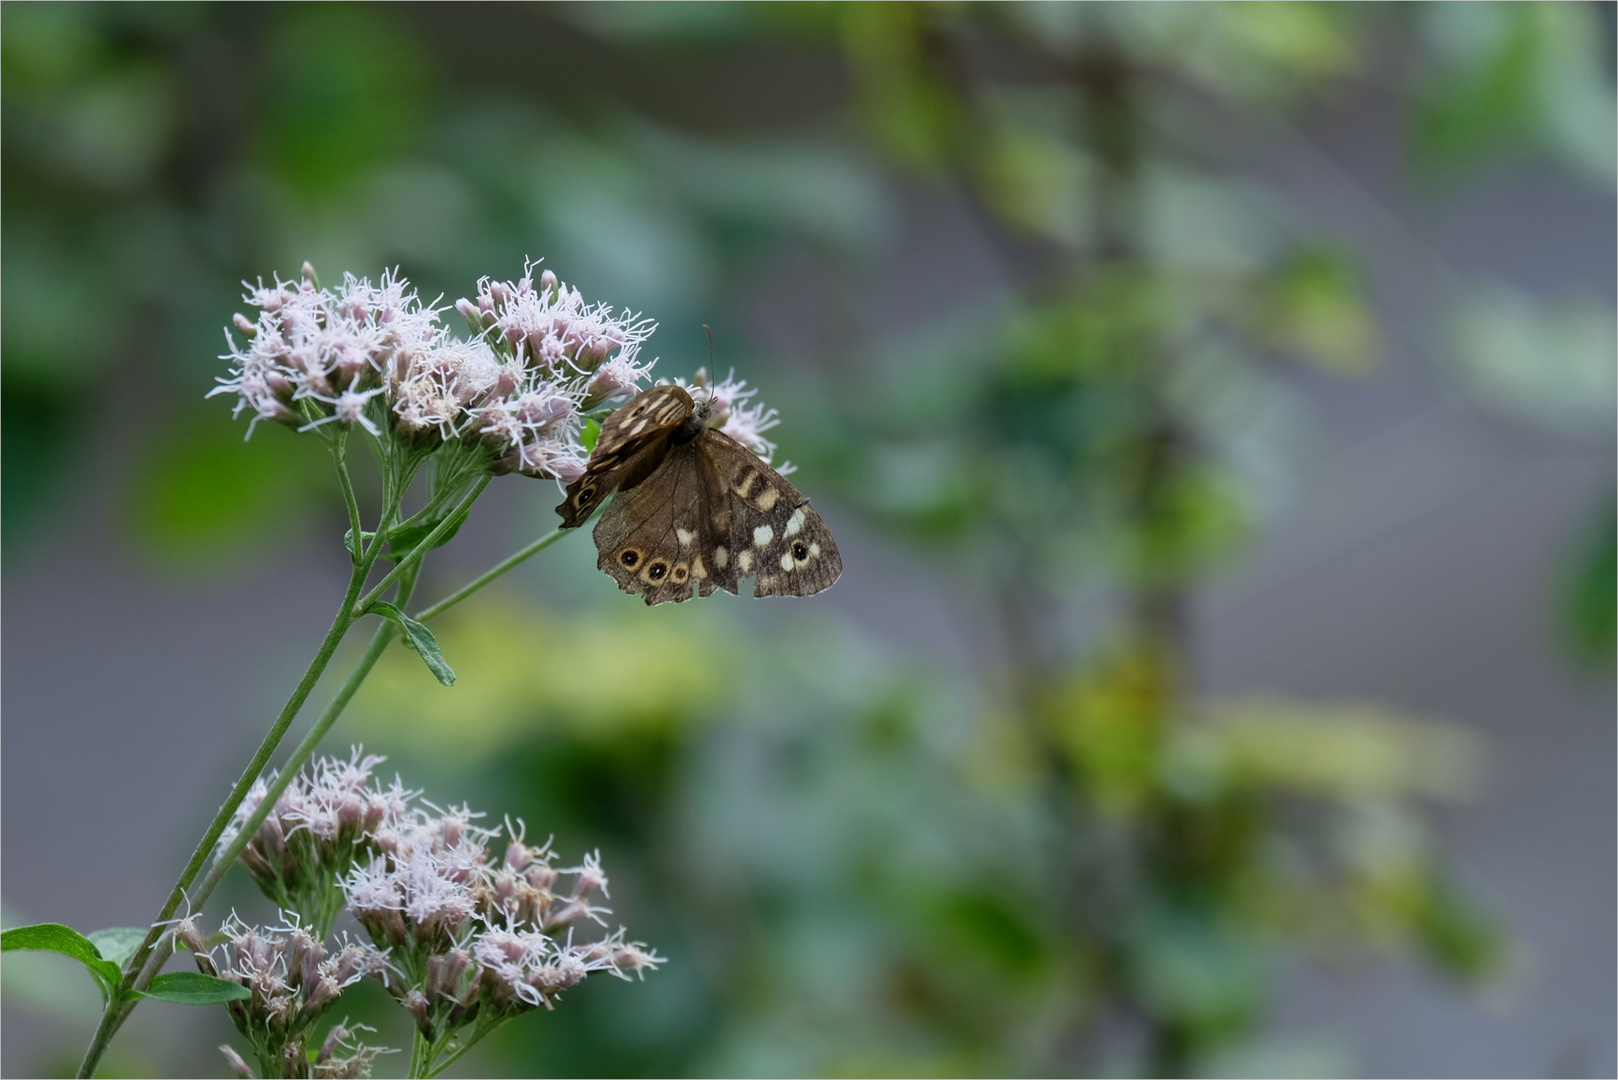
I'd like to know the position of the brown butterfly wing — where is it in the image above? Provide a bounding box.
[699,431,842,599]
[591,440,710,605]
[556,385,693,528]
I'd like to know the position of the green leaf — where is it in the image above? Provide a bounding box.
[581,417,602,452]
[368,601,455,685]
[86,927,148,969]
[2,923,125,1001]
[386,508,468,563]
[129,971,252,1005]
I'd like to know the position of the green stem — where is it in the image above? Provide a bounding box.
[423,1020,503,1079]
[410,1029,430,1079]
[76,552,376,1078]
[415,527,568,623]
[354,475,491,617]
[78,468,558,1076]
[333,441,365,565]
[101,572,419,1056]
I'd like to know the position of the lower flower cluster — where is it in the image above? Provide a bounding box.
[179,752,661,1079]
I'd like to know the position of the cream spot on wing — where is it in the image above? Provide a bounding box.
[628,418,648,436]
[713,546,729,569]
[757,575,775,592]
[676,528,694,546]
[737,550,753,573]
[784,507,806,537]
[734,472,756,499]
[810,542,820,556]
[779,551,795,571]
[692,556,707,579]
[753,524,774,547]
[754,487,779,512]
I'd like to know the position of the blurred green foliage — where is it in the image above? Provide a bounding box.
[4,2,1612,1077]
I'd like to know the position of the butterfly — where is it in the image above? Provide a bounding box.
[557,384,841,605]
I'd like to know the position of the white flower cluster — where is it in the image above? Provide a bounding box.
[200,751,663,1075]
[220,748,415,931]
[177,910,387,1079]
[341,806,661,1039]
[457,262,657,480]
[212,261,659,483]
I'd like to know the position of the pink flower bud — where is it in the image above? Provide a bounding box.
[220,1044,252,1079]
[233,313,258,338]
[173,917,206,955]
[287,927,324,989]
[527,863,557,893]
[337,792,365,840]
[443,947,472,992]
[404,989,432,1035]
[539,269,558,293]
[425,953,447,998]
[302,972,341,1013]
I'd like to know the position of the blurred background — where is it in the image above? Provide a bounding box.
[3,3,1613,1077]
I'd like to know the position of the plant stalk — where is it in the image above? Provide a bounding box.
[75,553,374,1078]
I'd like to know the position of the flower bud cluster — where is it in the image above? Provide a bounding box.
[457,262,657,480]
[210,754,662,1074]
[219,748,414,934]
[214,260,658,484]
[340,810,661,1066]
[183,911,387,1079]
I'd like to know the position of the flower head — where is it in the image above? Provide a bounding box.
[218,748,414,934]
[192,911,387,1079]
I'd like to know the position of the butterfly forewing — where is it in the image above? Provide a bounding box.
[557,385,693,528]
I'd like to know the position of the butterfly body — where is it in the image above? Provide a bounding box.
[559,385,841,605]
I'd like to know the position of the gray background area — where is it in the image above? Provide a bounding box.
[4,52,1614,1080]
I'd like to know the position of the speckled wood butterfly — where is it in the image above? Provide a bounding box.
[557,384,842,605]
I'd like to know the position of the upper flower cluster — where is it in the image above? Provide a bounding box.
[212,261,659,483]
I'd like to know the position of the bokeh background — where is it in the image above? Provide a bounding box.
[3,3,1614,1077]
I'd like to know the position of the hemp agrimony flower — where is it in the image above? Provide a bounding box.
[206,752,662,1077]
[219,748,414,935]
[341,812,661,1074]
[213,260,658,487]
[176,911,388,1079]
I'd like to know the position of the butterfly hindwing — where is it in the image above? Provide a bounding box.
[701,431,842,599]
[592,440,709,605]
[557,385,693,528]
